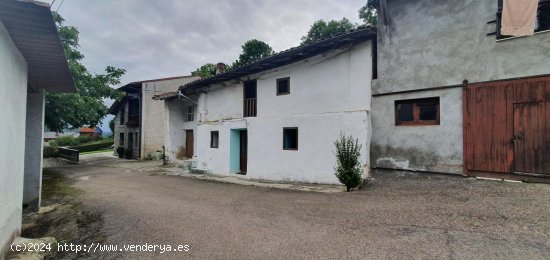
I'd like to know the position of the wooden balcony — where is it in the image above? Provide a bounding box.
[243,98,257,117]
[126,115,140,127]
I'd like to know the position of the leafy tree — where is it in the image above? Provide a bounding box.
[109,118,115,134]
[334,133,363,192]
[45,12,125,132]
[300,18,356,45]
[232,39,275,67]
[191,63,217,78]
[359,1,378,26]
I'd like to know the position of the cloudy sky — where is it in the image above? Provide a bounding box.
[53,0,365,132]
[56,0,366,84]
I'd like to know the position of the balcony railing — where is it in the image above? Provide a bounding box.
[243,98,257,117]
[126,115,141,127]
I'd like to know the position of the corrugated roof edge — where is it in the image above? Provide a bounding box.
[179,26,376,94]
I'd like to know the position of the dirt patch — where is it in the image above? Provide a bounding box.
[13,169,106,260]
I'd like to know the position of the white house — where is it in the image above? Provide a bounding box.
[172,28,376,184]
[0,0,75,256]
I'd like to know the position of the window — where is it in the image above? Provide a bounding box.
[185,106,195,122]
[496,0,550,39]
[210,131,219,148]
[276,77,290,95]
[283,127,298,150]
[395,97,440,126]
[120,106,125,125]
[119,133,124,146]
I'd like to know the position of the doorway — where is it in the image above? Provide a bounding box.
[513,101,549,174]
[239,130,248,174]
[230,129,247,174]
[185,130,194,158]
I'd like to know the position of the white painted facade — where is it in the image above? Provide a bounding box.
[163,95,198,162]
[193,42,373,184]
[0,20,28,255]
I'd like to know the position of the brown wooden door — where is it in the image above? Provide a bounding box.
[464,76,550,176]
[513,101,550,174]
[239,130,247,173]
[185,130,194,158]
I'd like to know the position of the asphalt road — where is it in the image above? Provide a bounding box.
[53,156,550,259]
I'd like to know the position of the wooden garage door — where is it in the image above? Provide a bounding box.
[464,76,550,176]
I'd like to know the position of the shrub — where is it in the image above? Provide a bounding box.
[70,140,114,153]
[334,133,363,192]
[76,135,93,144]
[51,136,79,147]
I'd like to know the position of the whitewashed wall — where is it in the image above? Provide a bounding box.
[195,42,372,184]
[0,21,28,255]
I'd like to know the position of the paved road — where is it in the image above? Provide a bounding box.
[53,157,550,259]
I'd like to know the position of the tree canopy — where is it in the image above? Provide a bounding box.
[300,2,377,45]
[232,39,275,67]
[191,63,217,78]
[300,18,356,45]
[45,13,125,132]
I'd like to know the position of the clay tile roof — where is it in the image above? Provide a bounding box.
[179,26,376,94]
[152,91,179,100]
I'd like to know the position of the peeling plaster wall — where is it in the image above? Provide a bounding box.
[371,0,550,174]
[0,20,27,256]
[164,96,197,162]
[23,89,45,210]
[141,77,199,158]
[195,42,372,184]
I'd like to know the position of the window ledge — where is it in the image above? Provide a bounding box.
[497,29,550,42]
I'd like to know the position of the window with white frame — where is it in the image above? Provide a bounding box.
[185,106,195,122]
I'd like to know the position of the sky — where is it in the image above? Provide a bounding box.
[53,0,366,133]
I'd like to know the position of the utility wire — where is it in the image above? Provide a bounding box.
[56,0,65,12]
[51,0,56,6]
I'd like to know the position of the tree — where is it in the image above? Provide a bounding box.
[45,12,125,132]
[109,118,115,134]
[300,18,356,45]
[334,134,363,192]
[232,39,275,67]
[191,63,217,78]
[359,1,378,26]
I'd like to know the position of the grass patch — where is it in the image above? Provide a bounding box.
[17,169,106,260]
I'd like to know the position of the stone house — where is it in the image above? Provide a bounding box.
[0,0,75,256]
[108,76,199,159]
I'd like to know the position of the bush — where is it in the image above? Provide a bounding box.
[76,135,93,144]
[334,133,363,192]
[70,139,114,153]
[50,136,79,147]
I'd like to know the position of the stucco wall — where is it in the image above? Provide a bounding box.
[164,96,198,162]
[141,77,199,157]
[0,20,28,256]
[375,0,550,95]
[371,0,550,174]
[23,89,45,210]
[195,42,372,184]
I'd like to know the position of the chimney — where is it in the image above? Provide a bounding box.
[216,62,226,75]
